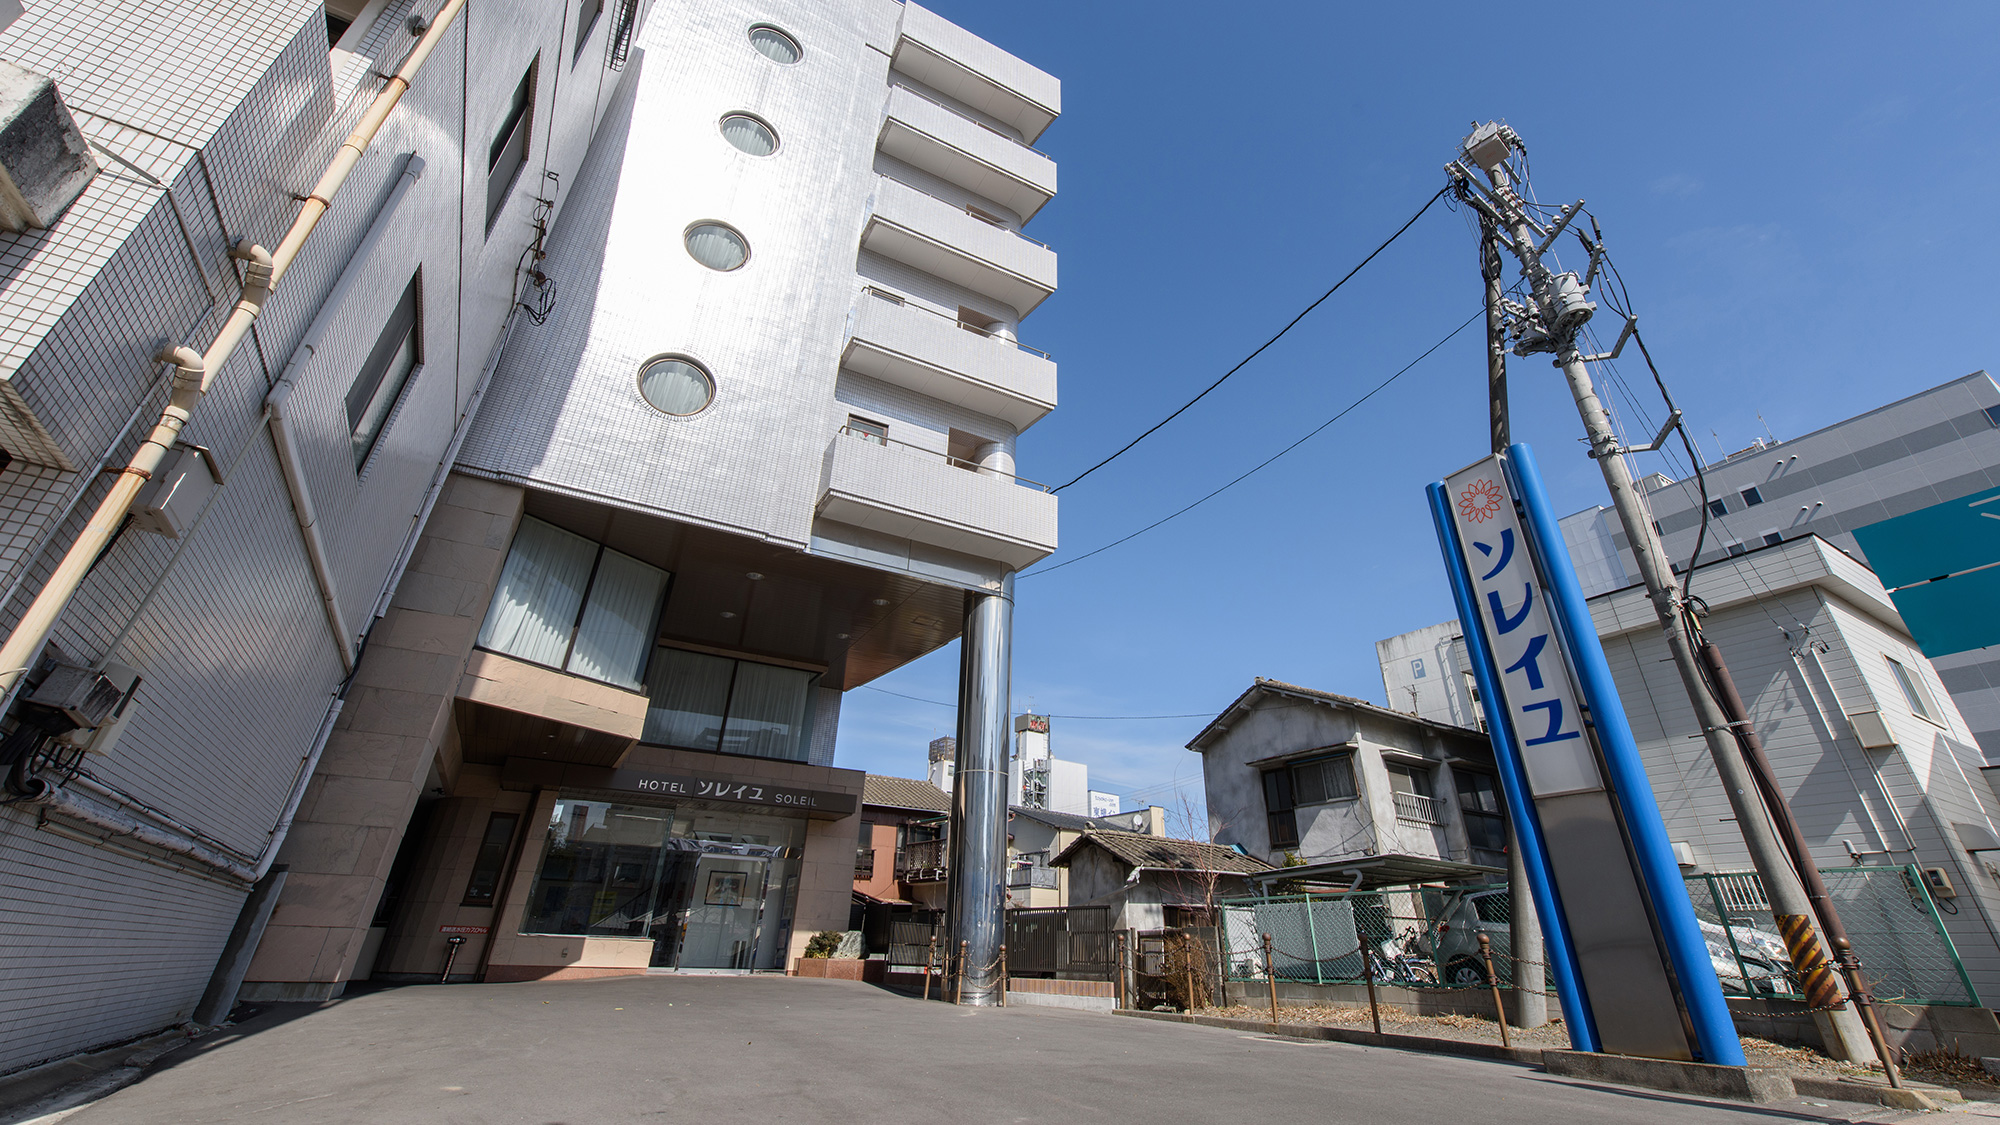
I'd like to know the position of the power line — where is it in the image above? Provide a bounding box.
[1023,307,1484,580]
[1049,185,1452,495]
[857,685,1212,720]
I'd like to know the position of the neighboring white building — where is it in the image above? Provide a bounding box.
[1562,373,2000,759]
[0,0,1059,1075]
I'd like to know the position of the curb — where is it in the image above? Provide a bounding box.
[1113,1010,1958,1110]
[0,1031,190,1125]
[1111,1009,1545,1066]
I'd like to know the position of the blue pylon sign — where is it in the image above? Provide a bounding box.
[1429,445,1744,1066]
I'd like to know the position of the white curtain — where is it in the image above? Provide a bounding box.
[683,224,746,271]
[477,517,596,667]
[721,662,813,761]
[642,648,734,751]
[567,548,668,689]
[720,114,775,156]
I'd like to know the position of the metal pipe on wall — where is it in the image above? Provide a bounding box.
[946,571,1012,1005]
[265,152,431,675]
[0,0,471,703]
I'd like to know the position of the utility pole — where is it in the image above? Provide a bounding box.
[1446,122,1872,1063]
[1472,205,1549,1031]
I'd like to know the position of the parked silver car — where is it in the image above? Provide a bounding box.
[1427,886,1792,992]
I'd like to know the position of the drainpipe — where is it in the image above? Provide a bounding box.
[0,0,470,703]
[267,153,429,674]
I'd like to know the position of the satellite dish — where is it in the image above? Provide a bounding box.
[1130,815,1145,831]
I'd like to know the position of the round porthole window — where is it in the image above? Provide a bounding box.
[747,25,801,64]
[684,222,748,271]
[719,113,778,156]
[638,356,715,416]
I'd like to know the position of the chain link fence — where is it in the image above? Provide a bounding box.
[1687,864,1977,1006]
[1219,883,1520,990]
[1213,864,1975,1004]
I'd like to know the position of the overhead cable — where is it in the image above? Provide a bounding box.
[1024,307,1484,579]
[1049,185,1453,494]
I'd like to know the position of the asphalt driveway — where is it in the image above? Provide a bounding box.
[54,975,1935,1124]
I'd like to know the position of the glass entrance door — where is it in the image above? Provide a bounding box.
[674,854,771,970]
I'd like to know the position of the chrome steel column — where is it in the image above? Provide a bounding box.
[946,571,1012,1006]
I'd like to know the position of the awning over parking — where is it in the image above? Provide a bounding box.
[1243,853,1501,891]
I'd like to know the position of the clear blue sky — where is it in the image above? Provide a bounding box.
[832,2,2000,818]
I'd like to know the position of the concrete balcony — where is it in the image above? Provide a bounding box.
[863,175,1056,318]
[893,2,1060,143]
[819,428,1057,572]
[843,288,1055,432]
[880,84,1056,222]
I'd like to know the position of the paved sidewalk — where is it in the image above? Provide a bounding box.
[57,976,1935,1124]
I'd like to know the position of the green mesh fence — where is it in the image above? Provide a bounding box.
[1219,883,1520,990]
[1686,865,1977,1007]
[1217,864,1975,1005]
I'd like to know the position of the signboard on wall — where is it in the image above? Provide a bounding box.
[1854,485,2000,657]
[607,769,858,816]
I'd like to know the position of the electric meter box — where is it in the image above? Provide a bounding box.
[131,445,221,539]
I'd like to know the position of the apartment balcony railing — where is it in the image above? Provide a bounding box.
[892,3,1060,143]
[890,82,1046,155]
[818,426,1057,571]
[1007,865,1058,889]
[896,838,949,882]
[855,847,876,878]
[879,84,1056,222]
[843,287,1056,432]
[1393,791,1440,825]
[861,175,1056,318]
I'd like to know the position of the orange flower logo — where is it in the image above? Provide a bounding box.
[1458,478,1504,524]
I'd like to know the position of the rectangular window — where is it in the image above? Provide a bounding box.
[347,271,421,467]
[1262,768,1298,849]
[462,812,521,905]
[1290,754,1357,806]
[487,62,536,228]
[1453,768,1508,857]
[477,516,670,689]
[1887,656,1942,724]
[1762,530,1783,547]
[573,0,604,61]
[847,416,887,445]
[1986,404,2000,429]
[1725,541,1746,556]
[1739,486,1763,506]
[641,648,818,762]
[1707,498,1729,518]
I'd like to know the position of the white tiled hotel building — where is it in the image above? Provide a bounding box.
[0,0,1057,1074]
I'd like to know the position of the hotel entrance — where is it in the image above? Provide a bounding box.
[521,796,804,972]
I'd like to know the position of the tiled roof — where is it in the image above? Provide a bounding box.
[1009,806,1127,832]
[862,774,951,813]
[1185,677,1487,751]
[1050,830,1273,876]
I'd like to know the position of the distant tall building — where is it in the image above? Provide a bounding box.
[1009,713,1089,814]
[928,735,956,793]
